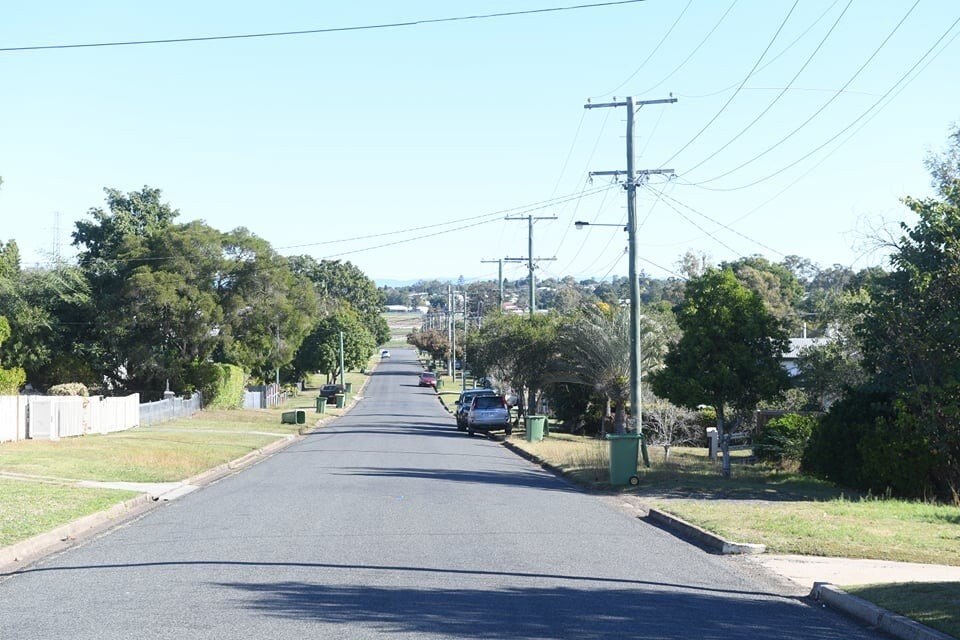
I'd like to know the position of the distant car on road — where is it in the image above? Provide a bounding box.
[454,389,497,431]
[467,395,512,437]
[380,349,391,359]
[418,371,438,389]
[319,384,344,404]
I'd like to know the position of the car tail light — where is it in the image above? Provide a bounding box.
[501,399,508,408]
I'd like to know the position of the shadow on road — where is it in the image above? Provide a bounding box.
[5,560,791,598]
[331,467,577,492]
[210,580,847,640]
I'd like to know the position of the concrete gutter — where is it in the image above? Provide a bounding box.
[0,494,154,573]
[501,438,570,479]
[645,507,766,555]
[811,582,956,640]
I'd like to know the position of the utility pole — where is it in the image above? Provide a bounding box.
[461,289,468,393]
[338,330,345,388]
[481,258,504,312]
[275,322,281,390]
[504,215,557,318]
[447,285,454,378]
[585,95,676,465]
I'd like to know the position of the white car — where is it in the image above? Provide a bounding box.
[380,349,391,359]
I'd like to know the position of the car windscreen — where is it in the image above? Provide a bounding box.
[472,396,504,410]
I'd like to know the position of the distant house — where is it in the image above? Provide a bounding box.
[781,337,831,377]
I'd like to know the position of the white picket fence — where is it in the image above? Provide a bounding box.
[0,394,140,443]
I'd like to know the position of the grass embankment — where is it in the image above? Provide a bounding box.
[509,433,960,566]
[0,366,373,549]
[0,479,139,547]
[843,583,960,639]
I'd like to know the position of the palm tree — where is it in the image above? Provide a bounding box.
[551,303,665,434]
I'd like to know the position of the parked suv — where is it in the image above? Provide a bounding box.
[319,384,344,404]
[467,395,512,437]
[454,389,497,431]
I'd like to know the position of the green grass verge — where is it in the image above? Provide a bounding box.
[843,582,960,638]
[0,478,138,547]
[508,432,960,566]
[0,368,376,551]
[648,497,960,565]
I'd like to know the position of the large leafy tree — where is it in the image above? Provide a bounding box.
[650,269,790,477]
[722,256,804,332]
[850,180,960,500]
[219,229,316,383]
[293,305,374,382]
[468,313,558,414]
[289,256,389,346]
[72,188,317,392]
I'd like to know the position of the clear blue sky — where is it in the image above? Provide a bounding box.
[1,1,958,285]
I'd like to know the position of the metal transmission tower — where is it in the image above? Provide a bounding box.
[504,215,557,318]
[584,95,676,454]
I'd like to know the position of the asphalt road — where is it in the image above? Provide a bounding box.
[0,349,884,639]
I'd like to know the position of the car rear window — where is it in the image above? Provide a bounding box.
[473,396,504,409]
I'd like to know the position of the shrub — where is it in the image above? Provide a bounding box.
[802,388,893,491]
[48,382,90,397]
[189,362,246,409]
[755,413,816,464]
[0,367,26,394]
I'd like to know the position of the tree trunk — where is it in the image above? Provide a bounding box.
[614,402,626,434]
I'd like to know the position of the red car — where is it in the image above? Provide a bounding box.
[418,371,438,388]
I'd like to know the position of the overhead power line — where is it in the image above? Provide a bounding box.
[0,1,648,53]
[652,189,742,256]
[682,0,854,176]
[276,183,615,251]
[689,0,921,185]
[686,9,960,192]
[634,0,739,96]
[590,0,693,99]
[678,0,842,100]
[659,0,801,168]
[648,187,785,257]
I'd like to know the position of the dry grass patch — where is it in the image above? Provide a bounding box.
[507,431,960,566]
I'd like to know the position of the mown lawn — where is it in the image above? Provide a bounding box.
[0,478,137,547]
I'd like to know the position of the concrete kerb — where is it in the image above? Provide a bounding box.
[0,367,381,576]
[497,438,767,556]
[0,493,155,574]
[811,583,956,640]
[499,439,582,485]
[645,508,766,555]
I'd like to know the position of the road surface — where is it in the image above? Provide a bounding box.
[0,349,883,639]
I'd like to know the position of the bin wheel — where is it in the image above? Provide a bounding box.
[628,475,640,486]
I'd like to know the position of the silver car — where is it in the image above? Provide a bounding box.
[466,395,513,437]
